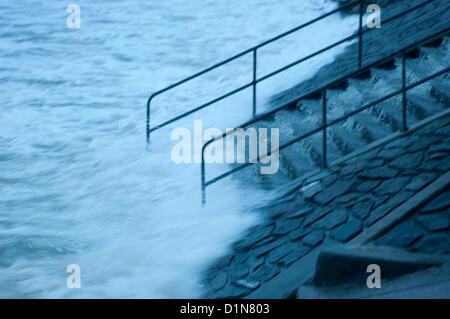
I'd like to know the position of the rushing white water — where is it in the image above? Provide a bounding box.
[0,0,358,297]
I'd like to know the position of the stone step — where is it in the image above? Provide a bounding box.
[310,247,444,287]
[326,68,403,129]
[344,49,449,130]
[279,140,323,179]
[295,76,401,155]
[328,123,366,155]
[352,35,448,116]
[349,109,395,142]
[293,99,346,161]
[253,111,327,182]
[233,33,449,187]
[373,58,397,71]
[297,256,450,299]
[328,83,402,135]
[422,36,448,60]
[328,79,349,91]
[407,93,448,120]
[288,36,449,170]
[350,69,372,80]
[404,47,421,60]
[422,36,444,48]
[403,37,449,92]
[297,90,373,156]
[296,97,322,117]
[270,109,335,165]
[430,78,450,106]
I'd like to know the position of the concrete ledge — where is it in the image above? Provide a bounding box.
[312,247,445,286]
[351,170,450,245]
[297,260,450,299]
[245,240,447,299]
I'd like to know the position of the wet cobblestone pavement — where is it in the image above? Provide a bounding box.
[202,115,450,298]
[375,187,450,254]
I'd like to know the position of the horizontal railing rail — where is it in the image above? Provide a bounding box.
[146,0,436,144]
[201,27,450,203]
[143,0,445,203]
[146,0,354,141]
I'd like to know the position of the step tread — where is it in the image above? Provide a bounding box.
[407,92,448,117]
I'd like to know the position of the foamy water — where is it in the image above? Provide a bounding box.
[0,0,358,297]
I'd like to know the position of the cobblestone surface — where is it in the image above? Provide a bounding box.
[374,187,450,253]
[202,115,450,298]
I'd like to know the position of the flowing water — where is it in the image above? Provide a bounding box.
[0,0,358,297]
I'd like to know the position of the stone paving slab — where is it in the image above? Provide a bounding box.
[202,114,450,298]
[374,187,450,254]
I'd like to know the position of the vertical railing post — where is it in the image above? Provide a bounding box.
[322,89,327,168]
[253,48,257,117]
[401,51,407,131]
[146,96,152,144]
[358,0,364,69]
[201,147,206,206]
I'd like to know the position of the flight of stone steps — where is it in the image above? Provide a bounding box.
[236,35,449,189]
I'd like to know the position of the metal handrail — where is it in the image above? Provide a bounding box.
[201,27,449,203]
[146,0,363,142]
[146,0,435,143]
[142,0,443,203]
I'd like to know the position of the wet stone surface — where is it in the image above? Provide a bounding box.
[374,187,450,254]
[202,116,450,298]
[204,117,450,298]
